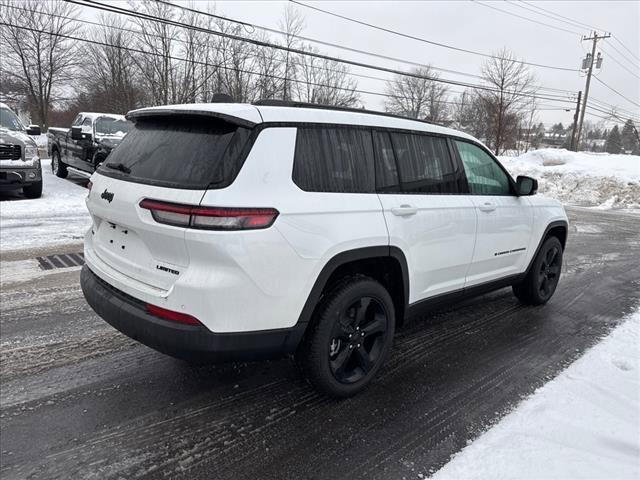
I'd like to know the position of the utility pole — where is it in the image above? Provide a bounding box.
[576,31,611,150]
[570,91,582,151]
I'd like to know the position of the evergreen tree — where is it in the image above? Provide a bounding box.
[605,125,622,154]
[621,119,639,154]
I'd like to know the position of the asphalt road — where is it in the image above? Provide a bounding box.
[1,207,639,480]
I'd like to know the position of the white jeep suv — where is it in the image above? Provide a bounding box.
[81,101,568,397]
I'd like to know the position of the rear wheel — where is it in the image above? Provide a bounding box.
[297,275,395,398]
[51,150,68,178]
[513,236,563,305]
[23,180,42,199]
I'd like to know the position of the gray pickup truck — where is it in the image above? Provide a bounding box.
[48,112,131,178]
[0,102,42,198]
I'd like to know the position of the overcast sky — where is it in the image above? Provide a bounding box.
[85,1,640,127]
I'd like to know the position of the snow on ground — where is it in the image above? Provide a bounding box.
[0,159,91,253]
[33,133,48,158]
[432,307,640,480]
[499,149,640,210]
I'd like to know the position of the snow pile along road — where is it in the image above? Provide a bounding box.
[499,149,640,210]
[0,159,91,253]
[432,307,640,480]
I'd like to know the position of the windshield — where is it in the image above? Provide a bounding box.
[0,107,26,132]
[95,117,132,136]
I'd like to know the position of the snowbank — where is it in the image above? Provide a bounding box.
[0,159,91,253]
[499,149,640,210]
[432,307,640,480]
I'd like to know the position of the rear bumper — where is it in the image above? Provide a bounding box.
[80,265,306,362]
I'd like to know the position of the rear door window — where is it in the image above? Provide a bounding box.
[389,132,460,194]
[99,116,251,189]
[293,127,374,193]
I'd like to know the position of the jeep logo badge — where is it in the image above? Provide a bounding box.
[101,189,114,203]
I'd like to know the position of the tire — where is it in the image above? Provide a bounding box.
[513,236,563,305]
[51,149,68,179]
[296,275,395,398]
[23,180,42,199]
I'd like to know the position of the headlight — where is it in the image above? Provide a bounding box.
[24,146,38,159]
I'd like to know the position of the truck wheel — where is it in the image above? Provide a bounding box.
[23,180,43,199]
[52,150,68,179]
[513,236,563,305]
[296,275,395,398]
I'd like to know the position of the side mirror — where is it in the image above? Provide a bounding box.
[26,125,41,136]
[71,126,91,141]
[516,175,538,196]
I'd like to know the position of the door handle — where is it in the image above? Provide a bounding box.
[391,204,417,216]
[478,202,497,212]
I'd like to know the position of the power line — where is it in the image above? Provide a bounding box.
[612,35,640,62]
[2,2,403,92]
[599,47,640,80]
[0,21,531,114]
[2,2,579,114]
[63,0,576,105]
[606,41,640,68]
[152,0,484,81]
[593,76,640,108]
[471,1,582,36]
[290,0,580,72]
[589,97,640,121]
[517,0,606,33]
[514,1,640,66]
[506,1,591,35]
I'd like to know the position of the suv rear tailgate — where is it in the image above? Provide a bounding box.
[86,173,203,291]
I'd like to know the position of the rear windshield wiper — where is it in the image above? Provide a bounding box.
[104,162,131,174]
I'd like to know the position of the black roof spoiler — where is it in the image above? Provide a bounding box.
[125,108,257,129]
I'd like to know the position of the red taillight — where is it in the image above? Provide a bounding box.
[145,303,202,326]
[139,199,279,230]
[87,181,93,193]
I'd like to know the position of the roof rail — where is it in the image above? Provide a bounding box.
[252,99,439,127]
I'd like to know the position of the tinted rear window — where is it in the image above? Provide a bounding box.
[389,133,459,194]
[293,127,374,193]
[99,116,251,189]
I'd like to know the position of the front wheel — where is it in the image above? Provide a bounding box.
[51,150,68,179]
[513,236,563,305]
[296,275,395,398]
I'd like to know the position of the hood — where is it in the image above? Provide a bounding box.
[0,128,37,147]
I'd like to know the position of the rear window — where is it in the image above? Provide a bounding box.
[99,116,251,189]
[293,127,374,193]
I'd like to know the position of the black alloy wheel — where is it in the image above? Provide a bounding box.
[328,296,389,384]
[297,275,396,397]
[513,236,563,305]
[538,243,561,300]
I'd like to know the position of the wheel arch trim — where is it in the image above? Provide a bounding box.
[296,246,409,328]
[525,220,568,276]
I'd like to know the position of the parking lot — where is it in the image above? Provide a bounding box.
[1,206,638,480]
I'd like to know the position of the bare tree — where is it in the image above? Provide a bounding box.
[79,14,143,113]
[295,45,360,107]
[253,39,284,101]
[384,67,449,122]
[279,5,304,101]
[0,0,80,127]
[128,0,179,105]
[476,48,536,155]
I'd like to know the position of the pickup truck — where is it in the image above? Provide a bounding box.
[0,102,42,198]
[48,112,131,178]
